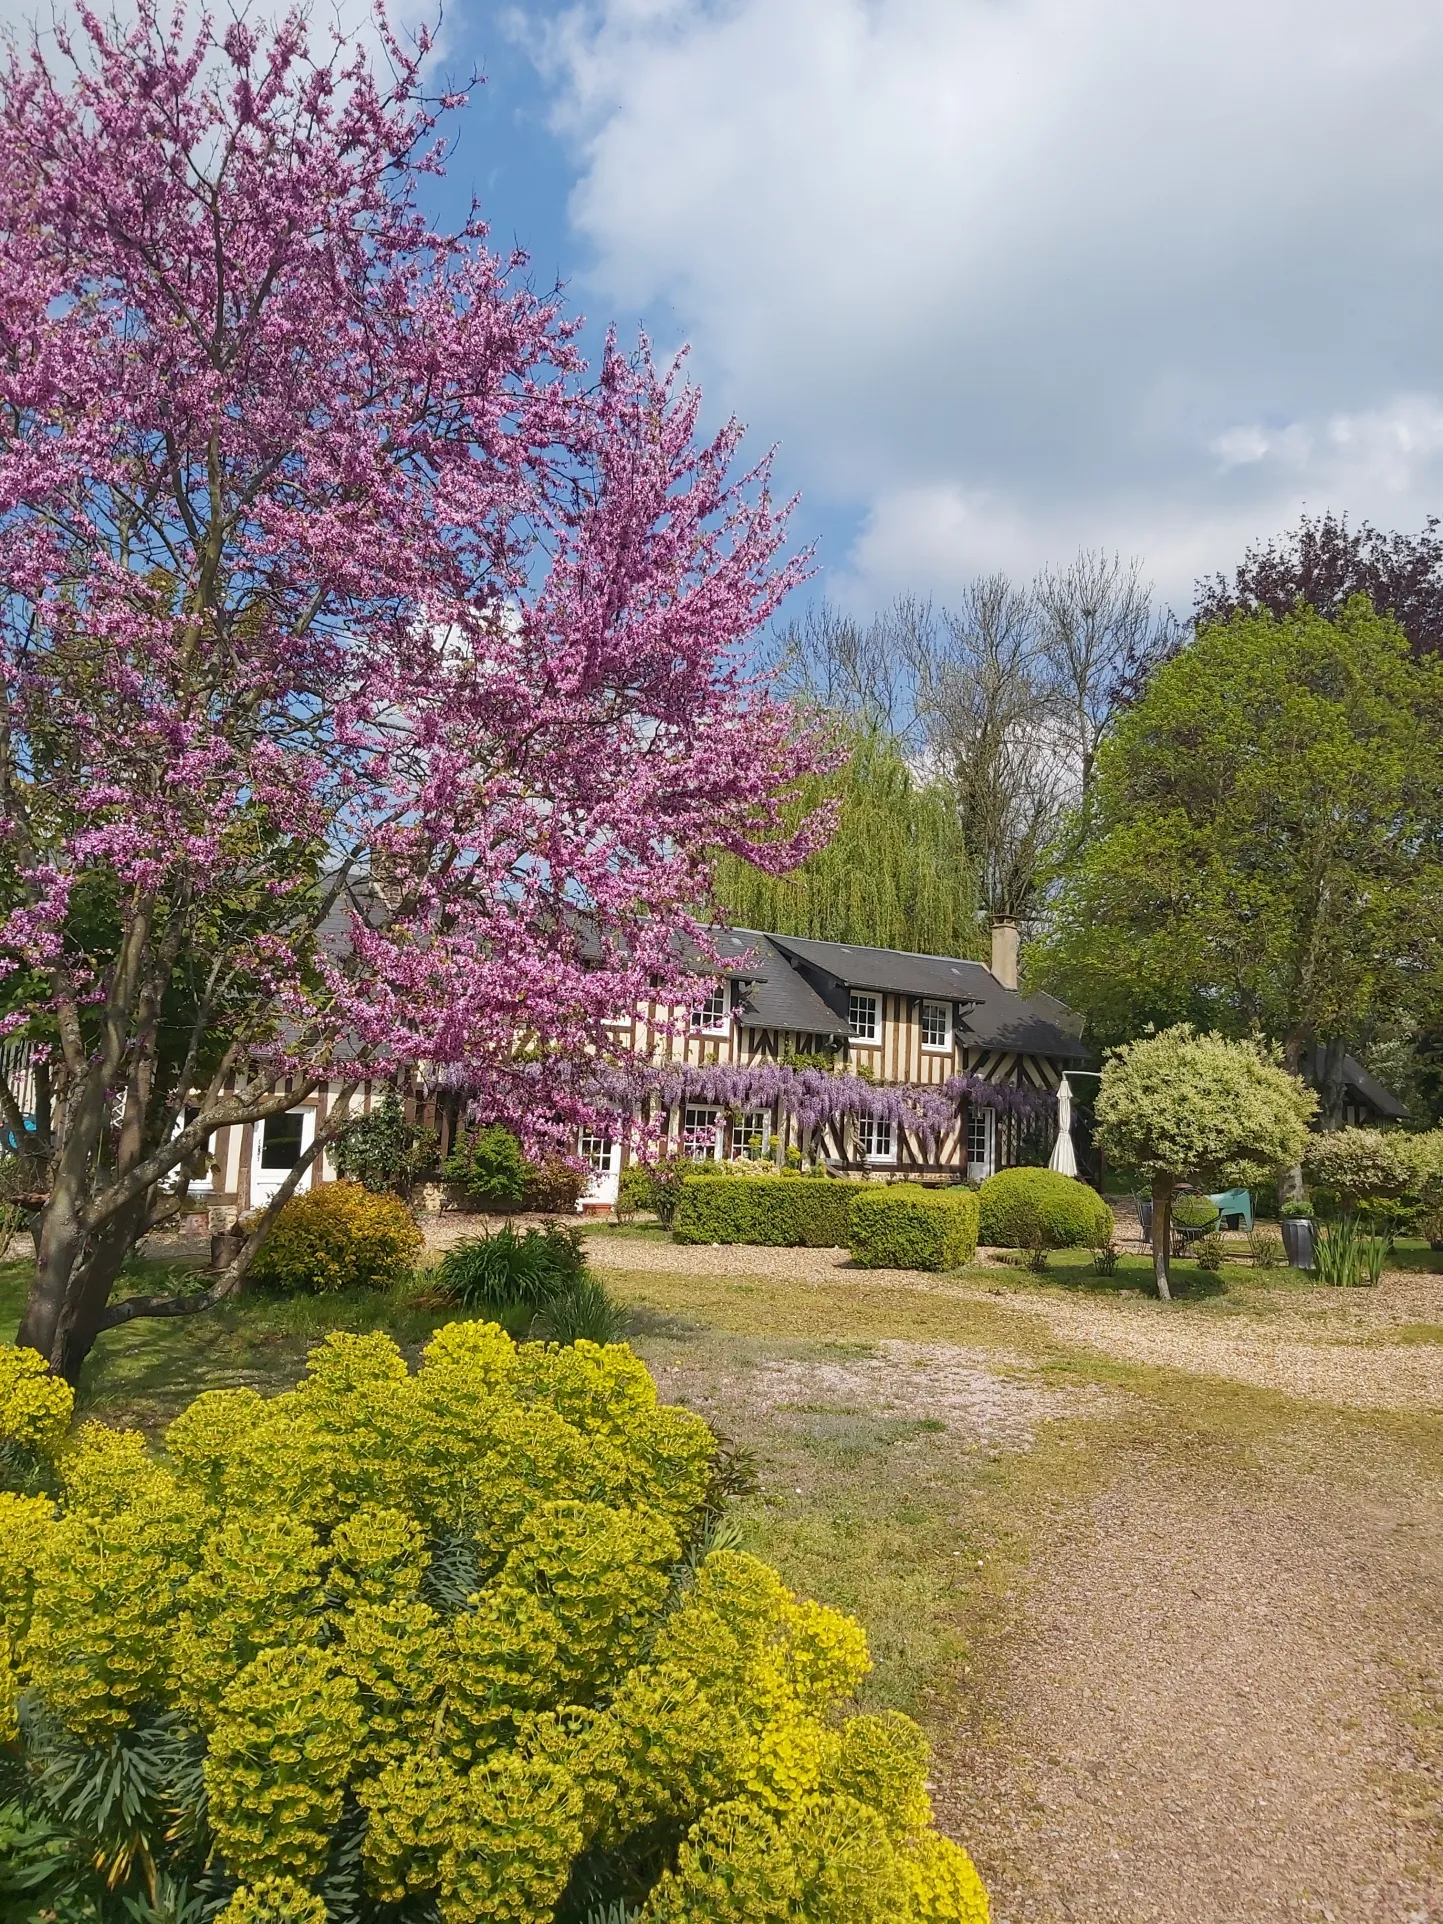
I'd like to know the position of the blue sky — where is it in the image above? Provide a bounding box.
[29,0,1435,626]
[419,0,1443,627]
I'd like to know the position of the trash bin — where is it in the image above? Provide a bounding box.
[1280,1216,1314,1270]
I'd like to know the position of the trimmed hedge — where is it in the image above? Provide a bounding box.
[672,1171,857,1246]
[848,1184,979,1271]
[977,1166,1113,1250]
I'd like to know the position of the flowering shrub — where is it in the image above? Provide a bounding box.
[848,1186,979,1271]
[0,1344,74,1463]
[248,1182,423,1295]
[0,1325,989,1922]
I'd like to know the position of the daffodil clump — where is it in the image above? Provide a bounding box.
[0,1324,988,1923]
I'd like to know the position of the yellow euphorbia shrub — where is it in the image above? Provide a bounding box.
[0,1345,73,1460]
[0,1324,989,1922]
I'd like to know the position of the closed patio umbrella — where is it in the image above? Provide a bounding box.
[1048,1075,1078,1177]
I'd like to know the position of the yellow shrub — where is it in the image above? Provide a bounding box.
[213,1878,329,1924]
[0,1346,73,1459]
[247,1180,422,1294]
[204,1645,365,1880]
[6,1321,989,1922]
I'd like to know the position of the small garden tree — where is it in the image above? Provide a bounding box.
[1094,1027,1315,1299]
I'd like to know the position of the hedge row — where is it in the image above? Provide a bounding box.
[672,1173,857,1247]
[849,1184,979,1271]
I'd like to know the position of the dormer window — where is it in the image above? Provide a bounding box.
[848,991,879,1042]
[920,1000,952,1051]
[691,982,729,1034]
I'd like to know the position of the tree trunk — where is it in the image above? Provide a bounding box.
[1277,1030,1309,1204]
[1319,1036,1348,1130]
[18,1166,88,1368]
[1152,1176,1173,1301]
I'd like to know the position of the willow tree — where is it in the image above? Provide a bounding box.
[712,729,977,954]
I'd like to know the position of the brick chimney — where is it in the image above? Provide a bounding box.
[990,918,1019,991]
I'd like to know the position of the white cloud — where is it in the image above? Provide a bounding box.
[534,0,1443,608]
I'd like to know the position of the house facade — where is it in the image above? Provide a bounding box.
[576,923,1093,1208]
[0,922,1096,1226]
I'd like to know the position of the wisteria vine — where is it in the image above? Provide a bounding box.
[439,1055,1058,1154]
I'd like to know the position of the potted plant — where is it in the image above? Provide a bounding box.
[1279,1197,1315,1269]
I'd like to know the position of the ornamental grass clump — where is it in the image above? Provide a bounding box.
[0,1330,989,1924]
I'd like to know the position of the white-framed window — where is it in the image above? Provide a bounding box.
[920,1000,952,1051]
[683,1104,723,1159]
[735,1108,771,1158]
[691,982,729,1034]
[579,1128,613,1176]
[857,1114,894,1163]
[848,991,879,1042]
[966,1106,995,1180]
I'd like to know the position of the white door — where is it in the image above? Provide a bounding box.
[966,1106,995,1181]
[251,1107,316,1207]
[580,1128,621,1207]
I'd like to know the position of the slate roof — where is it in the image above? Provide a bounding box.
[763,933,1090,1064]
[1304,1047,1409,1121]
[712,929,847,1039]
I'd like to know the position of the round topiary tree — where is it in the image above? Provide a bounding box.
[975,1169,1113,1251]
[0,1327,990,1923]
[1094,1026,1315,1300]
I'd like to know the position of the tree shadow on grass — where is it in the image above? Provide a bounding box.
[968,1249,1233,1303]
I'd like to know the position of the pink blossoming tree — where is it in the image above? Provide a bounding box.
[0,4,824,1379]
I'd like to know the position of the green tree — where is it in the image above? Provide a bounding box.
[1094,1027,1315,1299]
[1037,600,1443,1074]
[712,729,977,954]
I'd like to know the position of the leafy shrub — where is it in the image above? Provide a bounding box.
[0,1326,988,1923]
[616,1162,660,1224]
[1304,1127,1414,1205]
[1280,1197,1314,1219]
[1420,1207,1443,1251]
[1170,1195,1220,1231]
[1247,1227,1285,1268]
[249,1182,422,1295]
[673,1172,857,1247]
[435,1223,586,1311]
[441,1122,531,1212]
[1193,1232,1227,1271]
[1090,1242,1119,1275]
[622,1154,693,1228]
[977,1168,1113,1250]
[521,1156,584,1215]
[333,1089,438,1199]
[847,1186,979,1272]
